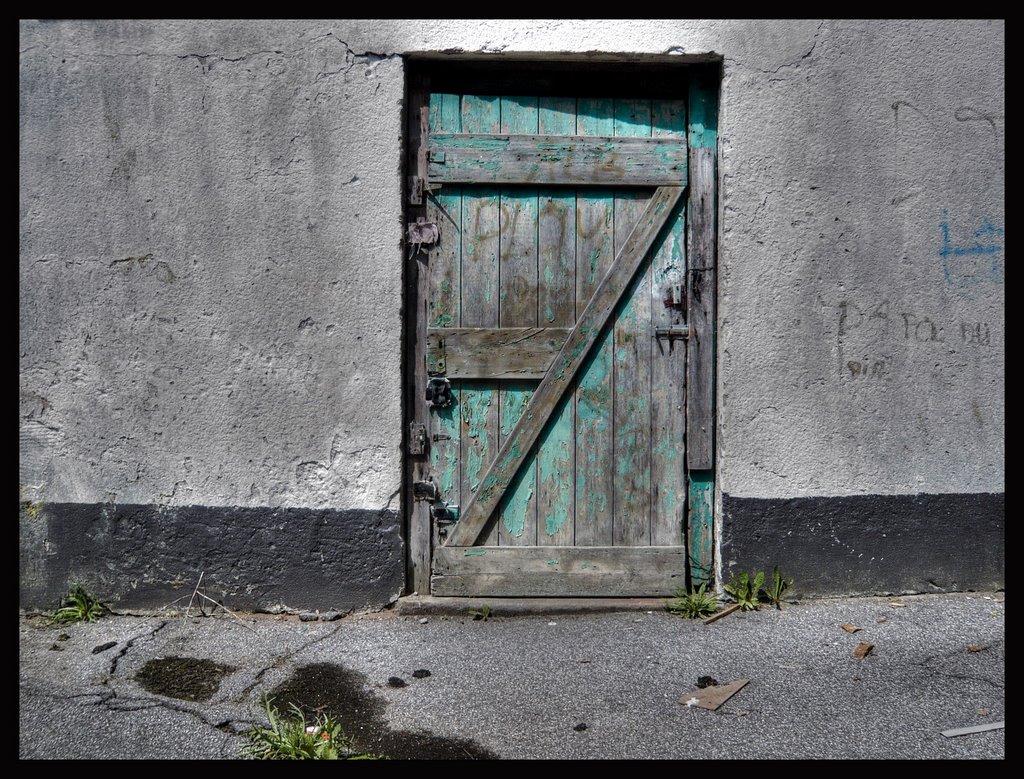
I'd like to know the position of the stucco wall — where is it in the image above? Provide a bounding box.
[20,20,1004,607]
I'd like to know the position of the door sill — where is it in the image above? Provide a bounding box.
[393,595,669,617]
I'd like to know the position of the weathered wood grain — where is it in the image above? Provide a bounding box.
[687,469,714,587]
[432,545,686,596]
[612,98,652,547]
[427,327,570,379]
[407,79,432,593]
[574,99,615,547]
[650,98,687,546]
[537,97,577,547]
[426,92,463,547]
[686,73,717,582]
[686,149,716,471]
[444,185,683,547]
[427,133,688,187]
[498,96,539,547]
[460,94,502,545]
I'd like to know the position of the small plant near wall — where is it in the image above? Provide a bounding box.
[723,570,764,611]
[764,565,794,610]
[667,584,719,619]
[722,567,796,611]
[47,585,108,625]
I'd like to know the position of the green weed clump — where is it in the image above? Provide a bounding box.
[242,696,379,760]
[48,585,107,625]
[667,584,719,619]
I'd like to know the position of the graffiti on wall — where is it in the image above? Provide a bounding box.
[940,210,1004,297]
[836,298,997,382]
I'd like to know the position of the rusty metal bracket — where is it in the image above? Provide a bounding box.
[407,216,440,259]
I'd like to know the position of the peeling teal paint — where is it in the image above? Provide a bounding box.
[544,266,555,284]
[688,73,719,150]
[431,312,453,328]
[437,135,511,151]
[433,391,460,496]
[580,562,591,570]
[589,248,602,284]
[546,559,558,566]
[464,549,486,556]
[539,395,573,537]
[545,304,555,323]
[462,388,493,492]
[688,469,715,585]
[501,465,534,538]
[500,388,531,436]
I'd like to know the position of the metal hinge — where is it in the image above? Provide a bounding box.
[408,176,442,206]
[408,422,427,456]
[412,478,439,502]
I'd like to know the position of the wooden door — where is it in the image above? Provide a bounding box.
[406,74,718,597]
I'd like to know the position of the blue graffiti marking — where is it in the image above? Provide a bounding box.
[939,210,1004,294]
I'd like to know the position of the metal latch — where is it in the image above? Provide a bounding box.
[425,376,452,408]
[413,478,439,502]
[431,502,458,539]
[408,421,427,455]
[652,325,690,340]
[662,282,686,310]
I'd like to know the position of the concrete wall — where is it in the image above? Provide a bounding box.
[20,20,1003,609]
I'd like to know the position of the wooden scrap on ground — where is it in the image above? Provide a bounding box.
[967,643,990,653]
[940,721,1004,738]
[840,623,861,633]
[853,642,874,659]
[702,603,741,625]
[679,679,749,711]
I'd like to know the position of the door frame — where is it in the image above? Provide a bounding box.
[401,58,720,596]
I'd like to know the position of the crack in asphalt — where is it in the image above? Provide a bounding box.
[235,620,347,701]
[109,619,171,676]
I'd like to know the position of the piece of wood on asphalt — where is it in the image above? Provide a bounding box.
[840,623,861,633]
[967,643,990,653]
[940,721,1004,738]
[702,603,741,625]
[679,679,749,711]
[853,642,874,659]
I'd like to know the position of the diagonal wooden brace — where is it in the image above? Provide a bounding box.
[444,185,685,547]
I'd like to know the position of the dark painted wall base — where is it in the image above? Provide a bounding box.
[20,502,404,612]
[721,492,1004,596]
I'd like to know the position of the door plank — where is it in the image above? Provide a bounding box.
[427,327,570,379]
[498,96,539,546]
[687,469,714,587]
[432,545,686,596]
[574,99,615,547]
[427,93,463,534]
[537,97,577,547]
[612,98,653,547]
[686,72,718,585]
[686,79,716,471]
[407,81,432,593]
[445,185,684,547]
[650,99,688,546]
[460,94,502,545]
[427,134,688,187]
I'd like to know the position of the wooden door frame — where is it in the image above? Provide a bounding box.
[401,58,720,596]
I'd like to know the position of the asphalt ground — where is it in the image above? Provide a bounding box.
[19,591,1004,760]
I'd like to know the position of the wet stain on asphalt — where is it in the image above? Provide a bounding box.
[135,656,236,702]
[272,663,497,760]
